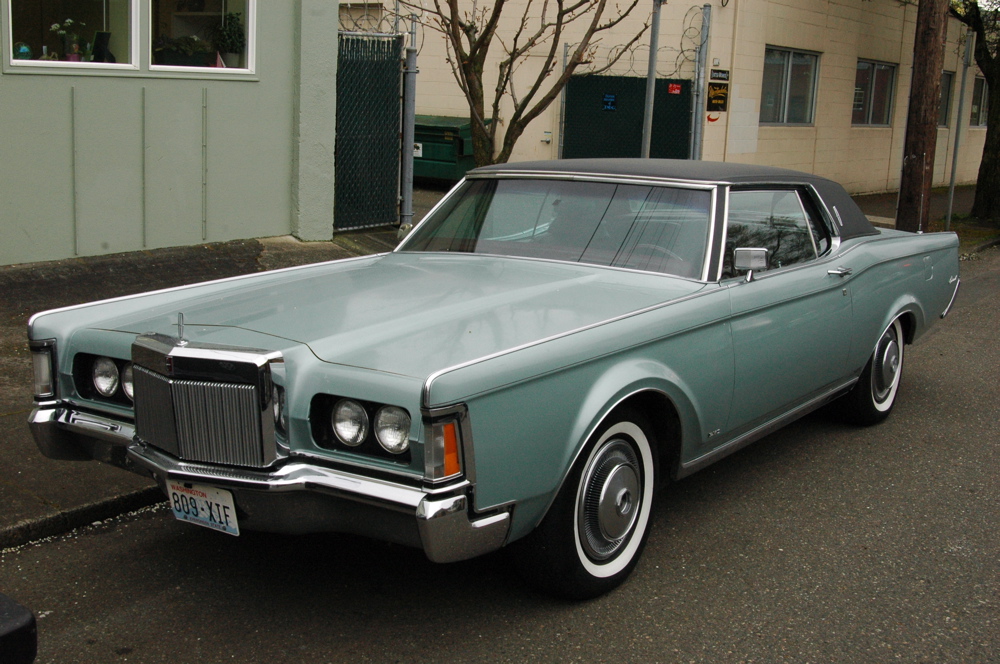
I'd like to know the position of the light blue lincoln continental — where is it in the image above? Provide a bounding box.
[28,160,960,598]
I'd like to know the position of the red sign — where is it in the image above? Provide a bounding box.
[668,83,682,95]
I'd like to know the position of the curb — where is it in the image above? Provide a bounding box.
[968,237,1000,255]
[0,487,164,549]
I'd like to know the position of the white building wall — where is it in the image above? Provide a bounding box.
[405,0,984,194]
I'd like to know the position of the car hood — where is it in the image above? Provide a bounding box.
[101,252,705,378]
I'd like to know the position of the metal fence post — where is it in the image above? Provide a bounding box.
[641,0,664,158]
[690,4,711,160]
[399,20,417,230]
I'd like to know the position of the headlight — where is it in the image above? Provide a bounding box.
[92,357,120,397]
[332,399,368,446]
[121,363,134,401]
[272,385,287,432]
[374,406,410,454]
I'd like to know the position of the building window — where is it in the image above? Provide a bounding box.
[939,71,954,127]
[971,77,989,126]
[852,60,895,126]
[6,0,255,73]
[760,47,819,125]
[8,0,135,67]
[152,0,251,69]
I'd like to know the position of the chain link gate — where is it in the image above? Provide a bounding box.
[335,32,404,231]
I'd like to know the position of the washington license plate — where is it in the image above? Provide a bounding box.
[167,481,240,536]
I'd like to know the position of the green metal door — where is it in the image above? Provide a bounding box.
[335,33,403,231]
[562,75,692,159]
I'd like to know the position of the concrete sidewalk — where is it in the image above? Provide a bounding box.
[0,183,980,548]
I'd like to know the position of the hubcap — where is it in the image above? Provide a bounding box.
[578,439,642,561]
[872,327,900,402]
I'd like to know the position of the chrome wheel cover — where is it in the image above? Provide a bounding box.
[872,324,901,403]
[577,438,642,561]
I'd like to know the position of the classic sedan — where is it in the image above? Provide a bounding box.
[27,160,960,598]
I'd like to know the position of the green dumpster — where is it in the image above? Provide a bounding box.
[413,115,490,181]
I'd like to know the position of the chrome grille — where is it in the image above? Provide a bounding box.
[134,364,275,468]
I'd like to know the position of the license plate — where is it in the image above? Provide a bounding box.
[167,481,240,536]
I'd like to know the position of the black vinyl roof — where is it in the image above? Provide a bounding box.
[471,159,879,240]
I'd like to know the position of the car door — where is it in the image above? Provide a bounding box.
[722,186,853,435]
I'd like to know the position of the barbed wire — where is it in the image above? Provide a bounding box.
[567,4,705,79]
[338,7,426,52]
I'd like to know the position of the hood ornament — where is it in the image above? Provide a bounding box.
[177,313,188,346]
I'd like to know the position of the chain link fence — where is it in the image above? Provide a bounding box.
[335,32,404,231]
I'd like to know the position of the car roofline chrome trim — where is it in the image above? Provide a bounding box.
[465,169,721,190]
[27,253,382,337]
[677,377,858,478]
[421,284,717,408]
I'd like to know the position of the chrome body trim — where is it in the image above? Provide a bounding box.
[941,277,960,318]
[420,285,717,408]
[677,377,858,478]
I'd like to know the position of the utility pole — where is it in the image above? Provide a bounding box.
[896,0,950,233]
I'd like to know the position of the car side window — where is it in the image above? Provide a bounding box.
[724,189,826,277]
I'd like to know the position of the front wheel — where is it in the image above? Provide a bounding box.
[512,409,657,599]
[840,317,905,425]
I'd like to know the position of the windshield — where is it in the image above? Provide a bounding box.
[400,178,713,279]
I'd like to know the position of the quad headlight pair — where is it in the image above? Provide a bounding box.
[91,356,133,401]
[332,399,410,455]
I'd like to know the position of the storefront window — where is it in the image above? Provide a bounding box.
[9,0,133,65]
[151,0,249,69]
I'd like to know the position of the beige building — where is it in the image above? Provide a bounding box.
[403,0,985,194]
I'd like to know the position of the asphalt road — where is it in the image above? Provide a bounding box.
[2,246,997,664]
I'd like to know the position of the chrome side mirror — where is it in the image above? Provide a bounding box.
[397,223,413,242]
[733,247,769,283]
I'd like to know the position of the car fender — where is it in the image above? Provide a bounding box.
[501,358,707,542]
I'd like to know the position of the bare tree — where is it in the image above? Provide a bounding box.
[951,0,1000,221]
[402,0,649,166]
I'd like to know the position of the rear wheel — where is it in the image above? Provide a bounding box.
[840,317,905,425]
[512,409,657,599]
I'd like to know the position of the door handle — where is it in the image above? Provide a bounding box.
[827,267,853,277]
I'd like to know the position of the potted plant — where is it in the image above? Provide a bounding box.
[153,34,214,67]
[213,12,246,68]
[50,18,86,61]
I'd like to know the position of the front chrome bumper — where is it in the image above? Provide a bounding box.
[28,405,510,563]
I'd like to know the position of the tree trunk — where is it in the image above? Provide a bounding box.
[896,0,949,232]
[971,81,1000,220]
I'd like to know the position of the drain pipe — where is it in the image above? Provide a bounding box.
[946,30,974,232]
